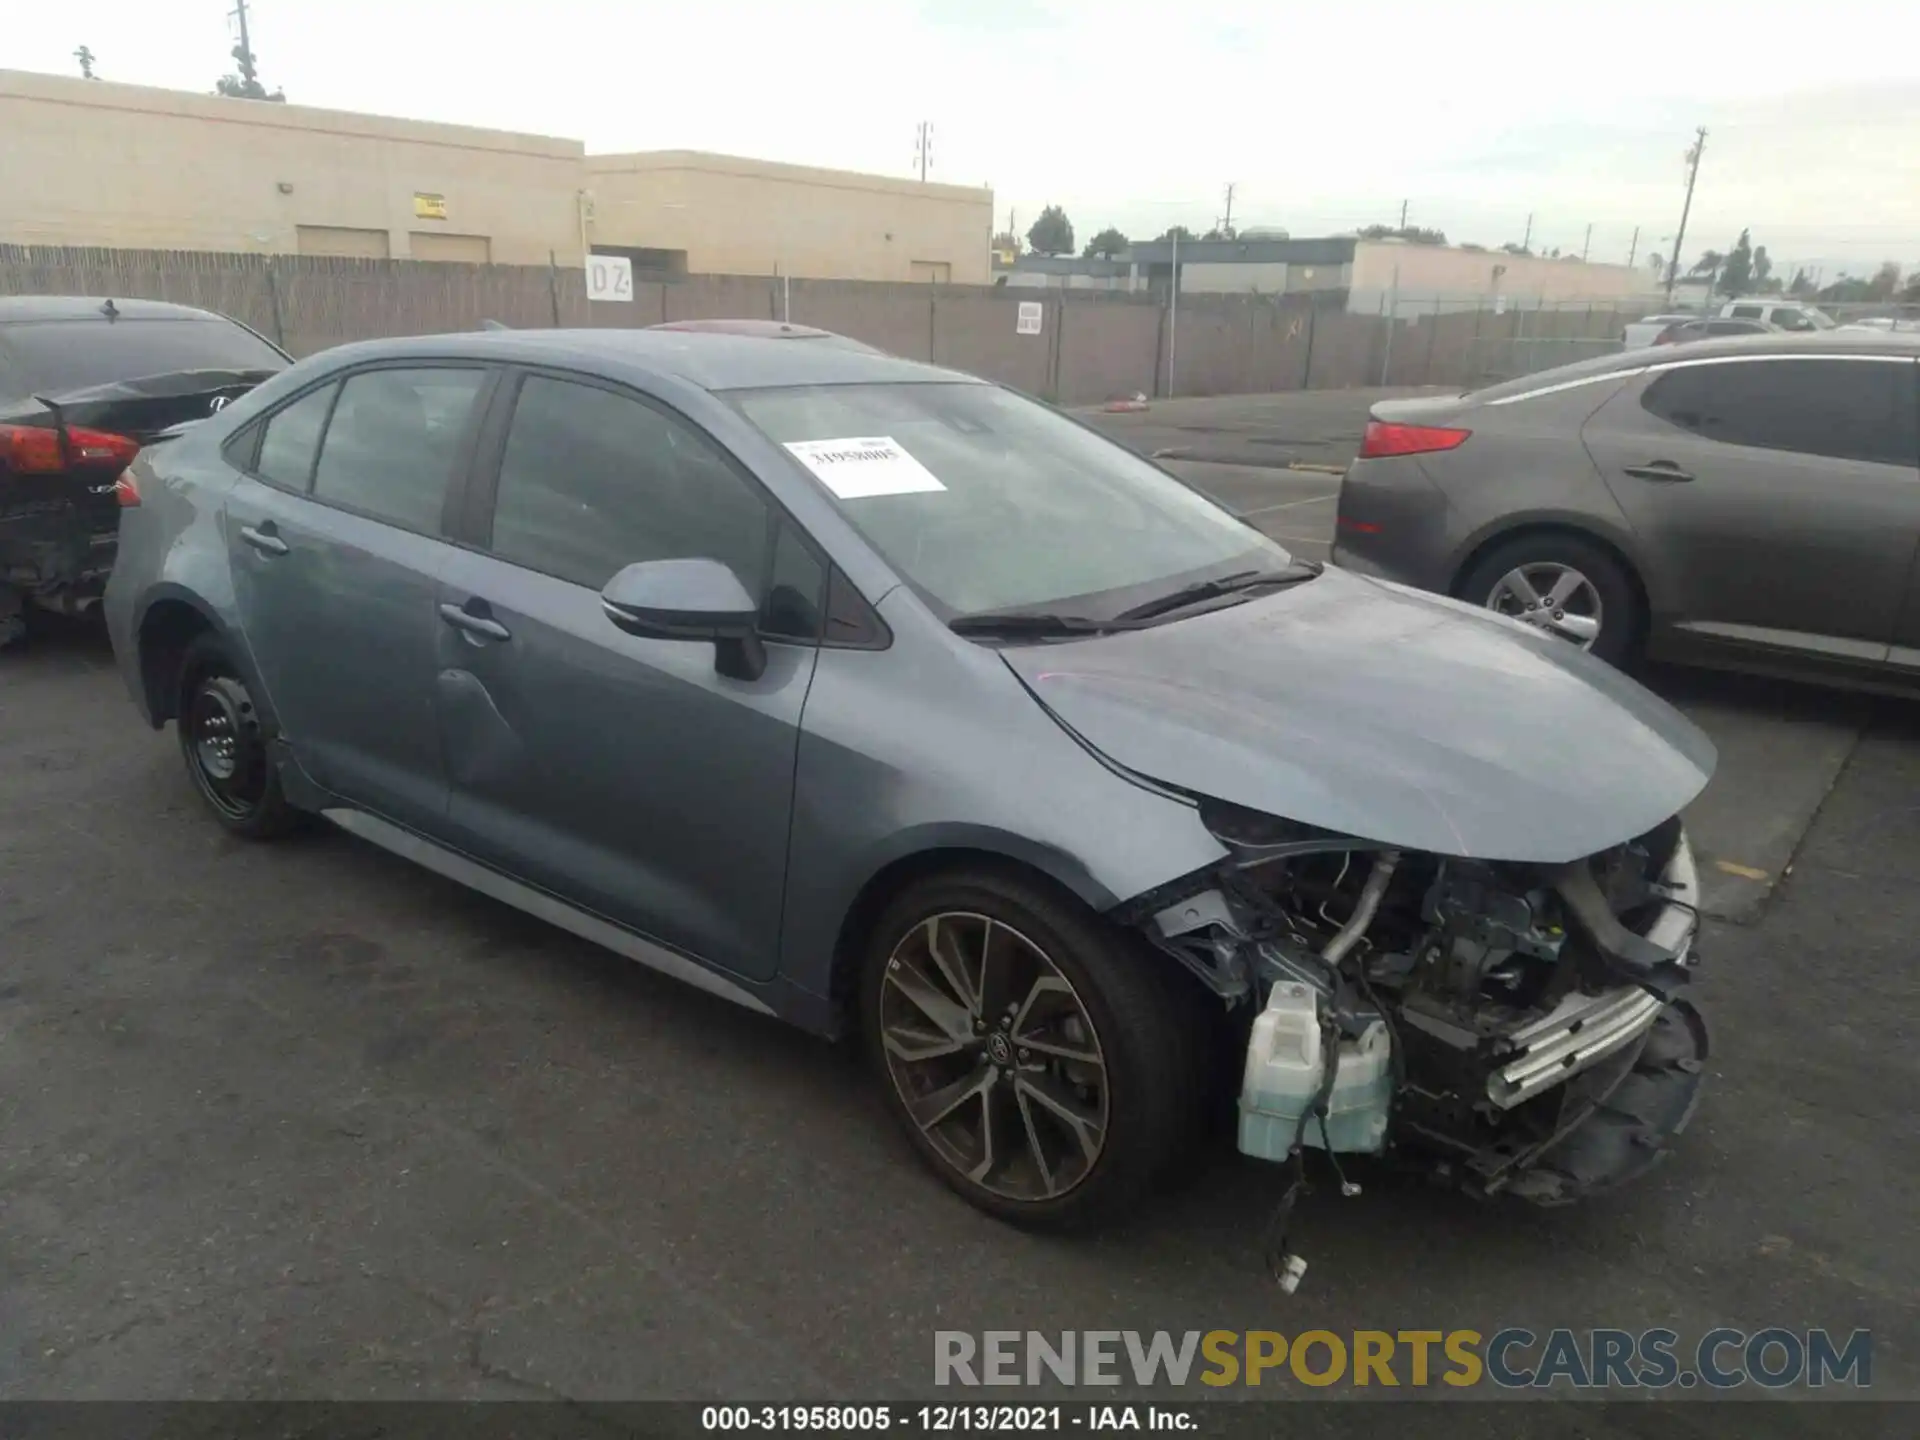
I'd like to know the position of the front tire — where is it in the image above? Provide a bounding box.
[175,633,305,839]
[860,868,1201,1232]
[1458,532,1642,668]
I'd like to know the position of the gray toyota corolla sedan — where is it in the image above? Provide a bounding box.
[1332,332,1920,687]
[105,330,1716,1236]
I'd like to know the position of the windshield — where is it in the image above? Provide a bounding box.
[732,382,1287,618]
[0,317,288,406]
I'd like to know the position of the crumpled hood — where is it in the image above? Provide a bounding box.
[1000,567,1716,864]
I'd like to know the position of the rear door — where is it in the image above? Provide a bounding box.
[1582,352,1920,662]
[223,363,493,832]
[431,367,824,981]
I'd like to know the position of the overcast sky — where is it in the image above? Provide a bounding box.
[18,0,1920,276]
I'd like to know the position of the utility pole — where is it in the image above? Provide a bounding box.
[1664,127,1707,306]
[231,0,261,91]
[1522,213,1533,252]
[1627,225,1639,269]
[1399,198,1409,229]
[1582,223,1592,262]
[74,45,96,79]
[1222,183,1236,236]
[913,121,933,182]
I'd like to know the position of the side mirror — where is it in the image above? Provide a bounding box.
[601,558,766,681]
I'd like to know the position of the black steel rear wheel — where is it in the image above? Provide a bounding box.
[176,633,304,839]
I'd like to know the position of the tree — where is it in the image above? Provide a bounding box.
[990,231,1022,255]
[1500,241,1532,256]
[74,45,97,79]
[1903,274,1920,304]
[1718,229,1753,296]
[1647,252,1665,277]
[1082,226,1129,259]
[1868,260,1902,299]
[217,73,286,100]
[1202,225,1236,242]
[1026,206,1074,257]
[1788,268,1816,298]
[1752,245,1774,291]
[1358,224,1447,245]
[1158,225,1197,244]
[1686,250,1723,279]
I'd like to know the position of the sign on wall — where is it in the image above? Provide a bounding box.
[1016,301,1044,336]
[587,254,634,303]
[412,192,448,221]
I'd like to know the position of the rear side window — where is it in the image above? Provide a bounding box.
[488,375,771,598]
[1729,305,1764,319]
[311,368,485,533]
[0,317,287,405]
[253,384,337,490]
[1641,358,1918,466]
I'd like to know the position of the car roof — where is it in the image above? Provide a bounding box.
[1468,328,1920,401]
[0,295,238,325]
[649,319,839,339]
[297,328,974,392]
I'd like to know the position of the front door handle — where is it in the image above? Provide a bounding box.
[438,602,511,642]
[1623,461,1695,483]
[239,523,289,556]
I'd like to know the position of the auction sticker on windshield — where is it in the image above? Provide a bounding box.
[784,436,947,499]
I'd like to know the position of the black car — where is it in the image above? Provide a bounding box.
[0,296,291,647]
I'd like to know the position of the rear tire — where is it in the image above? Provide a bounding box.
[860,868,1203,1232]
[1458,531,1642,668]
[175,633,305,840]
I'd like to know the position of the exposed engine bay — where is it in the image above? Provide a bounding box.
[1123,797,1709,1280]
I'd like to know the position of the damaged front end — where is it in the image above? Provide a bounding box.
[1121,799,1709,1209]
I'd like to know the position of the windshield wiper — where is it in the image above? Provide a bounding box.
[1111,562,1323,623]
[947,611,1120,638]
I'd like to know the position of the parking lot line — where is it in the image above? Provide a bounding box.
[1238,494,1339,518]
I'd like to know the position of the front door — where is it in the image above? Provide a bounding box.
[431,369,828,982]
[1583,352,1920,662]
[224,364,491,832]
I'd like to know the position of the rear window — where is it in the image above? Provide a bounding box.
[0,317,288,405]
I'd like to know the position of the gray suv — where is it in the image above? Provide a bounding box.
[105,329,1716,1233]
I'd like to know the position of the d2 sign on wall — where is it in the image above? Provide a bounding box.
[587,254,634,303]
[1016,301,1044,336]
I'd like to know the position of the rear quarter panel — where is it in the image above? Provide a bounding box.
[1419,374,1647,589]
[103,425,250,723]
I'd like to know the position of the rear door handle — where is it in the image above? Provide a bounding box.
[1623,462,1694,483]
[438,602,511,642]
[239,524,289,556]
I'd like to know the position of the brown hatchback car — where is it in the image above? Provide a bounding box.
[1331,332,1920,692]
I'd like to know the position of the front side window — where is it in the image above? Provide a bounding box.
[1730,305,1764,320]
[253,383,337,490]
[489,375,772,600]
[1641,359,1917,466]
[310,367,485,532]
[730,382,1287,618]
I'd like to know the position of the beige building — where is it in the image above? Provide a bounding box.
[585,151,993,285]
[0,69,586,265]
[0,70,993,283]
[1350,239,1650,312]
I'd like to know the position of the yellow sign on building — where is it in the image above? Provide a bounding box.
[412,192,448,220]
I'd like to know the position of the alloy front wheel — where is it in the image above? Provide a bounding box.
[861,869,1203,1231]
[878,912,1110,1203]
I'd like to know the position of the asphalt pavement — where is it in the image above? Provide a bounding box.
[1,392,1915,1413]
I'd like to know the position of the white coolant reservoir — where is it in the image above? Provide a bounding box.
[1237,982,1393,1161]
